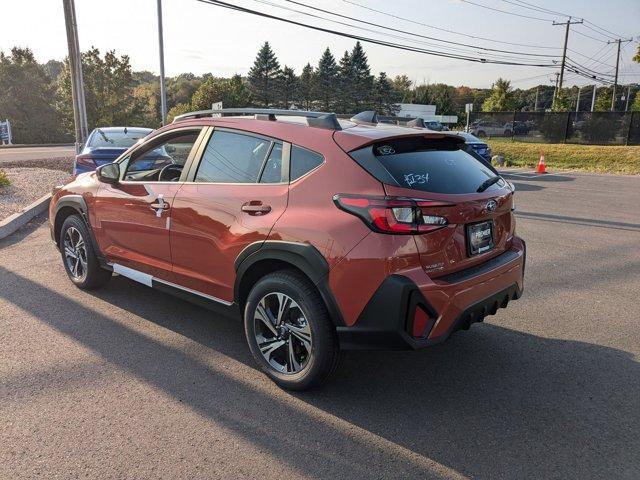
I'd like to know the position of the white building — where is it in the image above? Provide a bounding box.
[395,103,458,125]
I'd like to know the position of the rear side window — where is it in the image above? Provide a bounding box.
[260,143,283,183]
[196,130,270,183]
[290,146,323,181]
[349,137,504,194]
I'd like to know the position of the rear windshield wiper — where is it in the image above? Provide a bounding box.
[477,175,502,192]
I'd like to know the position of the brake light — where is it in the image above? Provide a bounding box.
[75,154,95,169]
[333,194,451,235]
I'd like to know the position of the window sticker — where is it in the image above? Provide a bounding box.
[404,173,429,187]
[377,145,395,155]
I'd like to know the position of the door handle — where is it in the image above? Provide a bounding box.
[150,195,170,217]
[241,201,271,216]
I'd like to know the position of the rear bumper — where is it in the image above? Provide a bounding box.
[337,237,526,350]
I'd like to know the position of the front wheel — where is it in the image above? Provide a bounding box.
[244,270,340,390]
[60,215,112,290]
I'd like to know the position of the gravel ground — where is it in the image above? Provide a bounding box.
[0,156,73,172]
[0,167,71,220]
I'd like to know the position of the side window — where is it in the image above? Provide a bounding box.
[259,142,283,183]
[195,130,270,183]
[124,130,200,182]
[290,145,323,181]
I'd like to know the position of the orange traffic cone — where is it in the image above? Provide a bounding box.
[536,152,547,174]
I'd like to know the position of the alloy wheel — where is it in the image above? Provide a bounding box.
[63,226,88,281]
[254,292,312,374]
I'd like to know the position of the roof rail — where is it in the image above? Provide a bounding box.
[172,108,342,130]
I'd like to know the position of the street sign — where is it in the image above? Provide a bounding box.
[0,119,12,145]
[211,102,223,117]
[465,103,473,113]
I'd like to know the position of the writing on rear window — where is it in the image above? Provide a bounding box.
[404,173,429,187]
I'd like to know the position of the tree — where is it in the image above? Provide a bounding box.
[373,72,397,115]
[482,78,515,112]
[349,42,373,111]
[279,66,298,108]
[0,47,63,143]
[298,63,315,110]
[391,75,412,103]
[132,82,161,128]
[167,73,202,110]
[58,48,138,133]
[43,59,64,81]
[167,103,192,123]
[631,94,640,112]
[336,50,353,113]
[552,87,572,112]
[633,43,640,63]
[190,74,251,110]
[594,87,612,112]
[248,42,281,107]
[315,48,339,111]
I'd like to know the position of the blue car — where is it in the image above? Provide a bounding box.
[74,127,153,175]
[457,132,493,163]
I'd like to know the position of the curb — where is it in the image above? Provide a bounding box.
[0,143,74,149]
[0,193,51,240]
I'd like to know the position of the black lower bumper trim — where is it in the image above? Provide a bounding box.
[337,281,522,351]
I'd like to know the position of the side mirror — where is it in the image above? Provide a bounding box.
[96,162,120,184]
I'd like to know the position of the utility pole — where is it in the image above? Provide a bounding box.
[62,0,88,153]
[608,38,632,111]
[591,85,597,112]
[157,0,168,125]
[534,86,539,111]
[576,86,581,112]
[553,17,583,91]
[625,84,632,112]
[551,72,560,109]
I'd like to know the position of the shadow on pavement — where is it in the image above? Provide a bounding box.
[1,267,638,479]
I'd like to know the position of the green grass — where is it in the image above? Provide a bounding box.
[486,138,640,175]
[0,170,10,188]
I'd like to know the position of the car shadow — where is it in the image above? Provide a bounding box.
[1,267,638,479]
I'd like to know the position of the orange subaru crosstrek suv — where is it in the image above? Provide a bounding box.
[50,109,525,390]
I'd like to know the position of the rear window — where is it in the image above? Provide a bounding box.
[89,129,150,148]
[349,137,505,194]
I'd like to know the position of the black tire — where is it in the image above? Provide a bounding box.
[59,214,112,290]
[244,270,340,390]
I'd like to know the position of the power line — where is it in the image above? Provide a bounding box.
[570,27,609,43]
[252,0,555,63]
[195,0,560,67]
[280,0,560,58]
[340,0,561,50]
[457,0,557,22]
[501,0,626,40]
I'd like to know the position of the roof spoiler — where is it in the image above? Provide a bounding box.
[172,108,342,131]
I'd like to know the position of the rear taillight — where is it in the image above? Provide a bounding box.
[75,154,95,169]
[333,194,451,235]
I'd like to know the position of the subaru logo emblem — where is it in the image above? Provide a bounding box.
[486,200,497,212]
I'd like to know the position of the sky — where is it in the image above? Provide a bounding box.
[2,0,639,89]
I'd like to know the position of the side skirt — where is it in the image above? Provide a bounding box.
[111,263,241,319]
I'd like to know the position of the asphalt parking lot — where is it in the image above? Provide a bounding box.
[1,170,639,479]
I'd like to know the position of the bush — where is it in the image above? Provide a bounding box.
[0,170,10,188]
[538,114,568,142]
[580,115,618,144]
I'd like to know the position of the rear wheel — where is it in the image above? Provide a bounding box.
[244,270,340,390]
[60,215,112,290]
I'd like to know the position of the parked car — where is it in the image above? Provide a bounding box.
[503,121,530,136]
[74,127,153,174]
[457,131,493,164]
[50,109,525,390]
[424,120,445,131]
